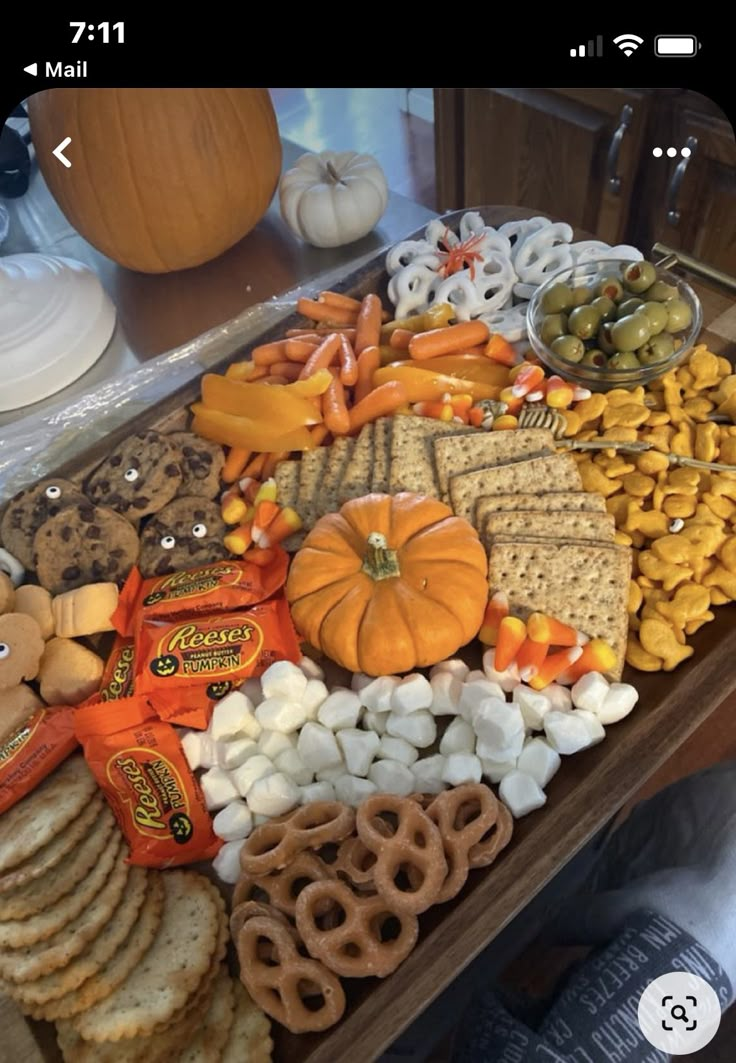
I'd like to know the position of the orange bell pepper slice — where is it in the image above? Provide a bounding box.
[373,364,504,402]
[381,302,455,335]
[191,404,315,452]
[200,371,330,425]
[402,354,511,387]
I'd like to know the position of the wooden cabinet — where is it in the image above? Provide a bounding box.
[435,88,736,273]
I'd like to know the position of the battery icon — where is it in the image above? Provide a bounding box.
[655,34,699,56]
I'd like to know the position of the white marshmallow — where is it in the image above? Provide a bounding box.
[360,675,400,713]
[200,767,240,811]
[258,730,295,760]
[302,679,329,721]
[576,710,606,745]
[301,781,336,804]
[386,710,436,749]
[442,753,482,786]
[412,754,447,794]
[439,717,476,756]
[544,683,573,714]
[377,735,418,766]
[252,813,269,826]
[299,655,325,681]
[317,689,362,731]
[476,732,525,762]
[231,754,275,797]
[217,737,259,771]
[391,673,433,715]
[260,660,308,702]
[499,770,547,818]
[429,672,462,717]
[473,698,524,751]
[543,710,603,755]
[430,659,469,681]
[368,759,415,796]
[239,677,263,707]
[274,748,314,787]
[465,669,487,683]
[334,774,378,807]
[482,647,521,692]
[362,710,390,735]
[350,672,373,693]
[297,723,342,773]
[180,731,217,772]
[459,680,505,721]
[571,672,610,714]
[596,683,639,725]
[210,691,261,742]
[247,772,301,816]
[213,799,253,842]
[479,757,517,783]
[517,738,561,788]
[514,686,552,732]
[316,763,346,782]
[337,729,380,777]
[212,839,245,884]
[255,697,307,734]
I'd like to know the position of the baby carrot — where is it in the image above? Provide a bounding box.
[252,340,288,366]
[284,339,317,363]
[409,321,490,361]
[338,335,358,387]
[389,328,414,351]
[354,294,383,355]
[309,424,330,446]
[297,297,358,326]
[286,328,357,340]
[261,375,290,385]
[262,451,290,479]
[222,447,252,484]
[354,345,381,403]
[268,362,301,381]
[247,366,269,381]
[300,333,341,379]
[323,375,351,436]
[319,290,363,313]
[243,452,268,479]
[349,381,408,433]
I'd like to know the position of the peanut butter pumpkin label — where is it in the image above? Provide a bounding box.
[106,746,193,843]
[142,561,242,607]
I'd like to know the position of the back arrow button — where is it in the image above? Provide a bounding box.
[53,137,72,168]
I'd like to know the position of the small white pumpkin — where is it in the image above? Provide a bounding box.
[279,150,388,248]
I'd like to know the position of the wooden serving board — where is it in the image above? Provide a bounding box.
[3,207,736,1063]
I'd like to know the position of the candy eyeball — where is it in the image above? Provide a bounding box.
[45,484,62,500]
[0,643,10,659]
[124,468,140,483]
[192,523,208,539]
[160,535,176,550]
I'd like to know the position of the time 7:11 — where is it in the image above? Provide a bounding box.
[70,22,124,43]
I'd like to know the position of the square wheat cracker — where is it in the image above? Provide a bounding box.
[273,461,300,510]
[389,416,474,498]
[339,423,375,503]
[314,438,354,520]
[295,448,330,530]
[450,455,583,525]
[434,427,555,498]
[481,510,616,551]
[475,491,606,521]
[371,418,393,493]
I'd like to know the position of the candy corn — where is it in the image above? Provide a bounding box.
[484,334,518,367]
[237,476,261,504]
[491,414,519,431]
[527,612,585,648]
[529,645,584,690]
[572,386,592,401]
[545,375,575,409]
[495,616,527,671]
[516,636,549,682]
[224,521,253,555]
[221,487,248,526]
[498,388,524,416]
[256,507,302,548]
[511,363,545,398]
[557,638,617,684]
[469,406,486,427]
[478,592,509,646]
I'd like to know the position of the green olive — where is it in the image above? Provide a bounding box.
[568,304,602,340]
[570,284,594,307]
[611,313,652,352]
[640,301,668,335]
[664,297,693,333]
[541,283,574,315]
[581,349,608,368]
[550,334,586,363]
[597,276,624,301]
[617,298,645,319]
[623,260,657,293]
[608,352,642,370]
[540,312,569,346]
[646,280,679,302]
[598,323,618,355]
[591,296,616,322]
[638,333,675,365]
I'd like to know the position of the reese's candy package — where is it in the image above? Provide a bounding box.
[74,695,221,868]
[148,679,235,731]
[134,597,300,695]
[98,635,136,701]
[0,707,78,815]
[112,549,289,637]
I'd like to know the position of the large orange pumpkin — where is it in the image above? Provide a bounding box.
[28,89,282,273]
[285,493,488,675]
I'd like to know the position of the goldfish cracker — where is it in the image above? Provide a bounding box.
[562,410,582,437]
[602,404,650,430]
[638,551,693,592]
[626,632,662,672]
[625,503,670,540]
[718,536,736,571]
[703,493,736,521]
[661,372,683,407]
[685,612,715,636]
[690,556,715,584]
[684,503,726,528]
[656,583,711,627]
[607,387,645,407]
[670,423,694,457]
[615,530,634,547]
[720,437,736,465]
[663,495,697,520]
[596,454,635,478]
[576,430,599,442]
[636,575,656,589]
[652,535,693,565]
[606,495,631,525]
[711,475,736,501]
[645,411,672,428]
[622,472,655,498]
[689,348,721,390]
[579,462,622,498]
[631,530,646,549]
[645,426,676,453]
[714,375,736,403]
[662,468,700,497]
[601,427,639,444]
[636,450,670,476]
[683,397,715,422]
[628,580,643,615]
[709,587,731,606]
[681,522,726,557]
[639,618,694,671]
[666,405,693,428]
[703,565,736,601]
[693,423,719,464]
[574,394,607,424]
[676,367,695,389]
[717,358,732,379]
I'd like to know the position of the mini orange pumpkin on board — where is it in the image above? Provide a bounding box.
[285,493,488,676]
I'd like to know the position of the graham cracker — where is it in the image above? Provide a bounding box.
[481,511,616,551]
[371,418,393,494]
[450,455,583,526]
[389,416,475,498]
[338,423,375,503]
[314,437,354,520]
[488,541,631,678]
[273,460,300,510]
[221,981,273,1063]
[296,447,331,531]
[475,492,606,523]
[434,428,555,499]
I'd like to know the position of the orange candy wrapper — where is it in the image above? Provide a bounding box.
[0,707,78,815]
[134,598,300,696]
[112,551,289,637]
[96,635,136,701]
[75,695,221,868]
[148,681,234,731]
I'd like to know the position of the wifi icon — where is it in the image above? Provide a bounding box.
[614,33,644,56]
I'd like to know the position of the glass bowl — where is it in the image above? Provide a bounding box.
[526,258,702,391]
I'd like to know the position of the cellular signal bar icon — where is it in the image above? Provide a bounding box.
[570,35,603,57]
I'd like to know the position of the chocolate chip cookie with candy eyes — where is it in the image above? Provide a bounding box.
[138,497,228,578]
[0,479,88,571]
[84,430,183,521]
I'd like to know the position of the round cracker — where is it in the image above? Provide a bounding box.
[0,847,130,983]
[179,966,235,1063]
[0,833,122,948]
[221,980,273,1063]
[0,807,116,921]
[151,903,227,1035]
[71,871,223,1042]
[0,755,97,873]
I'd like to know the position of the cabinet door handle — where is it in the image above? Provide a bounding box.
[666,136,698,226]
[607,104,633,194]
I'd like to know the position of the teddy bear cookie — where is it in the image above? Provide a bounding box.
[38,638,104,705]
[167,432,225,500]
[0,614,45,690]
[84,430,183,521]
[138,496,228,577]
[33,502,139,594]
[0,478,88,570]
[0,573,14,615]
